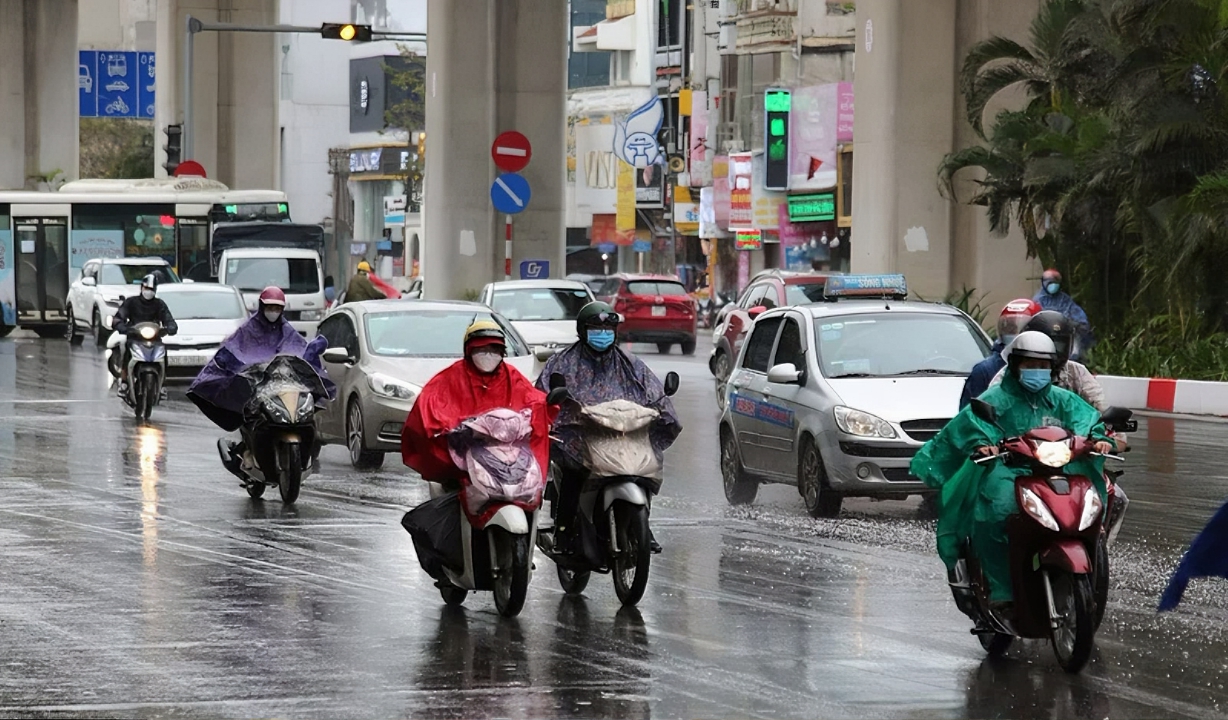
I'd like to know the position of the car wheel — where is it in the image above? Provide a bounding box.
[800,437,842,518]
[66,307,83,344]
[347,400,385,470]
[656,343,672,355]
[720,425,758,505]
[93,309,108,347]
[681,339,696,356]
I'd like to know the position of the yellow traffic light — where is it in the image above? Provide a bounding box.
[320,23,372,41]
[340,24,356,40]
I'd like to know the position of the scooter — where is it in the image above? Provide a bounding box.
[422,403,560,618]
[106,322,167,421]
[537,371,679,606]
[950,400,1133,674]
[218,355,327,504]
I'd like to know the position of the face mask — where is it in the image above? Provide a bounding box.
[141,289,154,300]
[1045,282,1060,295]
[1019,368,1052,393]
[264,310,282,324]
[1000,334,1016,348]
[586,328,615,351]
[471,351,503,374]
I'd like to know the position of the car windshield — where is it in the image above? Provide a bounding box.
[100,264,179,286]
[785,282,826,305]
[490,287,591,321]
[160,290,246,320]
[226,257,319,294]
[364,311,529,357]
[626,281,688,297]
[816,313,989,378]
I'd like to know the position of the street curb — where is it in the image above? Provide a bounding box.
[1099,375,1228,417]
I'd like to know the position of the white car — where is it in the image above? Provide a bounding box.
[478,279,595,353]
[106,283,248,381]
[67,258,179,347]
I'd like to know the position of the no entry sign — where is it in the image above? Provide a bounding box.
[491,131,532,172]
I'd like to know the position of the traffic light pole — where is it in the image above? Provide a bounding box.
[182,15,426,160]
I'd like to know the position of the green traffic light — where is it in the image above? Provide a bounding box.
[765,90,792,113]
[770,118,786,137]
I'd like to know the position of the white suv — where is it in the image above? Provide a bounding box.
[67,258,179,346]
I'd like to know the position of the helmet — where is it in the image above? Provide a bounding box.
[357,261,372,273]
[1004,330,1057,370]
[1042,267,1062,284]
[575,301,622,336]
[258,286,287,307]
[997,298,1041,341]
[1025,310,1073,366]
[463,319,506,350]
[140,273,159,292]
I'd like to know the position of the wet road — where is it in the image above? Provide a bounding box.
[2,334,1228,718]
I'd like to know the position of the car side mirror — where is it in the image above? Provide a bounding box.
[748,305,767,318]
[534,347,557,362]
[549,372,567,390]
[546,387,571,405]
[663,371,680,396]
[766,363,802,385]
[81,276,97,287]
[970,398,1000,425]
[322,347,352,365]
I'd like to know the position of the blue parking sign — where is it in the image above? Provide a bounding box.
[79,51,98,117]
[519,260,549,280]
[138,52,156,119]
[96,51,138,118]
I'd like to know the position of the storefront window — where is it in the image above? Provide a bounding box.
[71,203,176,270]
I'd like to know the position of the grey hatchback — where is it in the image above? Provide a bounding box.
[718,294,991,517]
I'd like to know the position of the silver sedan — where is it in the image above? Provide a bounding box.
[314,300,543,469]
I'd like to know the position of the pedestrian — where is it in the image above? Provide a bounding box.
[1033,268,1094,361]
[344,261,383,304]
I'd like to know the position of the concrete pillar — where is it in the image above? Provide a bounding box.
[422,0,567,299]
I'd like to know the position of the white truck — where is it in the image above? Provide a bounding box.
[211,222,327,336]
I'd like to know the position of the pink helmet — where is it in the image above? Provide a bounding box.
[258,286,287,307]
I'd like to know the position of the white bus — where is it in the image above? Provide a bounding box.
[0,178,289,336]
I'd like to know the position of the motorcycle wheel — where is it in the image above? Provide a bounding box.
[492,528,531,618]
[1048,570,1096,673]
[246,482,267,499]
[978,631,1013,657]
[611,503,651,607]
[279,443,303,505]
[138,373,157,421]
[557,565,591,596]
[439,583,468,607]
[1092,536,1109,630]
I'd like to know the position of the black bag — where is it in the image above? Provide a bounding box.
[401,492,464,580]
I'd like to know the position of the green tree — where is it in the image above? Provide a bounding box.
[384,46,426,211]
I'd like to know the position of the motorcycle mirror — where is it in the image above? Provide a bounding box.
[663,371,680,397]
[969,398,1000,426]
[1100,406,1132,427]
[549,372,567,390]
[546,387,570,405]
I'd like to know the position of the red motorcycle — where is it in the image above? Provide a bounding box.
[948,400,1134,673]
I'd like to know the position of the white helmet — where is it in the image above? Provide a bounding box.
[1001,330,1057,364]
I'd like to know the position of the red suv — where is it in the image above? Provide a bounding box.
[599,274,698,355]
[709,270,832,392]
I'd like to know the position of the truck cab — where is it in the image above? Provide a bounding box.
[218,247,325,336]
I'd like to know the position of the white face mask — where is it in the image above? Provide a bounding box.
[471,351,502,374]
[263,310,282,323]
[141,289,154,300]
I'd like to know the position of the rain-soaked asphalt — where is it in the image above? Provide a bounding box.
[3,333,1228,719]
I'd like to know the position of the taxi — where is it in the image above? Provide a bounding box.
[717,275,992,517]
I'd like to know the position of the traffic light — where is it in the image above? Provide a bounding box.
[416,131,426,160]
[764,88,791,190]
[162,124,182,175]
[320,23,372,42]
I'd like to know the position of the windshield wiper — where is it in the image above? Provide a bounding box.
[828,372,878,379]
[892,369,967,376]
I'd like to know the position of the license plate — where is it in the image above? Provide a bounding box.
[652,306,666,317]
[168,354,207,367]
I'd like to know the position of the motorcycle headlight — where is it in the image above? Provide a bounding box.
[368,373,420,402]
[833,406,897,439]
[264,396,292,424]
[1035,441,1072,468]
[296,391,316,418]
[1078,486,1103,531]
[301,310,323,321]
[139,326,157,341]
[1019,486,1060,532]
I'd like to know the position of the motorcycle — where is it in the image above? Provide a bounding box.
[703,290,735,333]
[950,400,1134,673]
[105,322,167,421]
[537,371,679,606]
[219,355,328,504]
[405,401,561,618]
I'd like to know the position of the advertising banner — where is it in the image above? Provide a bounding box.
[616,160,636,231]
[790,84,840,191]
[576,122,618,214]
[69,229,125,272]
[714,155,731,228]
[689,90,712,187]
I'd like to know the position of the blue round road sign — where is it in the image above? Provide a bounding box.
[490,172,531,215]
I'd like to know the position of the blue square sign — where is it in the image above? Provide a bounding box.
[96,51,139,118]
[79,51,97,117]
[519,260,549,280]
[138,52,156,119]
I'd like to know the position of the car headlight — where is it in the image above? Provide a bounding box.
[138,326,158,340]
[1035,441,1072,468]
[301,310,323,321]
[1019,486,1060,532]
[1078,486,1103,531]
[368,373,420,402]
[833,406,897,439]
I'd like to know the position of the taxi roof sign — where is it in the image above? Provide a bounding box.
[823,274,908,300]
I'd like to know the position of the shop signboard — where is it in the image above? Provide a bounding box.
[729,152,753,228]
[735,228,762,251]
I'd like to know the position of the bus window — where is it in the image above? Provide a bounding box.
[71,204,175,269]
[177,221,211,281]
[209,202,290,223]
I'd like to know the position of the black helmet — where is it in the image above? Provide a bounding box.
[140,273,159,294]
[575,301,621,336]
[1025,310,1073,366]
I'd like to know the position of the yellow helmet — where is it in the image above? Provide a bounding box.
[464,319,506,349]
[357,261,372,273]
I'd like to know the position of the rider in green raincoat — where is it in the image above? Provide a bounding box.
[910,331,1111,605]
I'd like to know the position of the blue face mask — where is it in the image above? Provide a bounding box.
[1019,368,1052,393]
[1045,282,1061,295]
[586,328,615,351]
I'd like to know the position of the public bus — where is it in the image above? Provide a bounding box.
[0,178,289,336]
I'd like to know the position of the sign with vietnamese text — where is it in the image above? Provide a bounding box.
[788,192,837,223]
[735,229,762,251]
[729,152,753,228]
